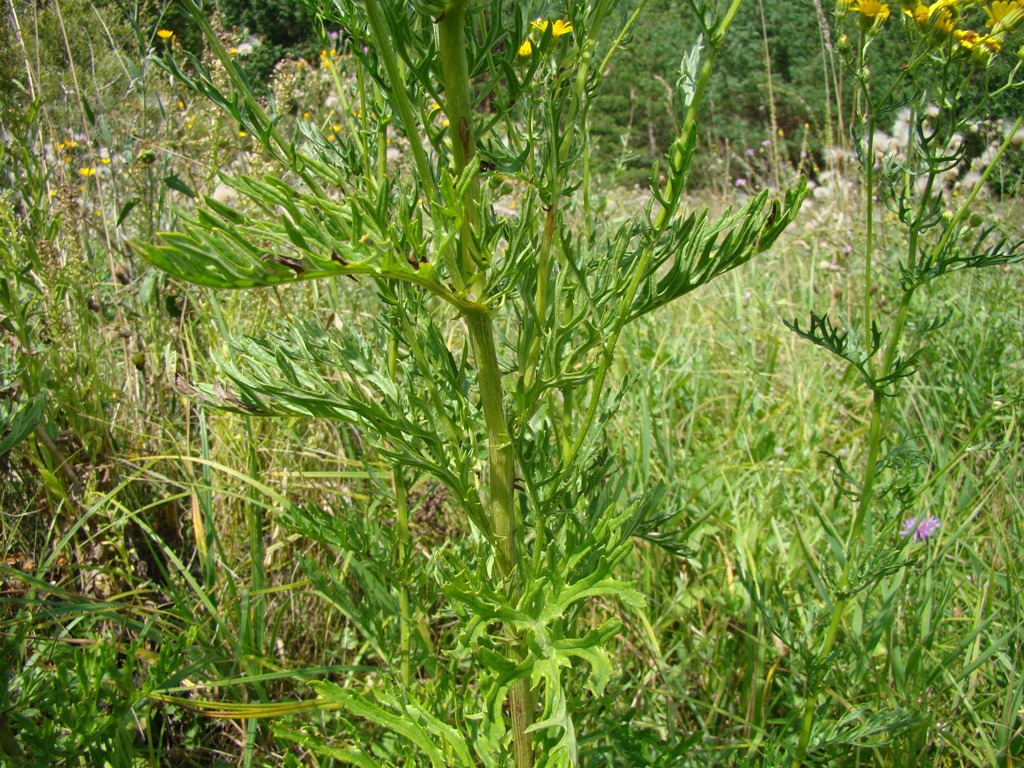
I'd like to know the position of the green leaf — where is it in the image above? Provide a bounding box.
[0,393,46,454]
[115,199,137,227]
[629,178,807,321]
[82,95,95,125]
[274,727,379,767]
[309,682,475,768]
[163,173,196,198]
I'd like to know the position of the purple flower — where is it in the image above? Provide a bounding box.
[746,148,756,155]
[900,515,941,542]
[761,139,771,147]
[734,177,748,187]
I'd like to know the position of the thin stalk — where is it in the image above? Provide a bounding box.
[654,0,745,230]
[51,0,89,137]
[323,47,370,174]
[522,191,557,392]
[394,468,412,685]
[792,301,919,764]
[362,1,436,206]
[596,0,649,82]
[244,417,265,661]
[859,52,876,351]
[795,82,926,753]
[931,110,1024,260]
[757,0,781,188]
[388,335,412,687]
[563,0,744,474]
[6,0,37,100]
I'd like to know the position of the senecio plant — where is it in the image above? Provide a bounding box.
[765,1,1024,765]
[138,0,805,765]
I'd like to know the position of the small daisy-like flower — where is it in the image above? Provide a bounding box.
[157,29,173,40]
[852,0,891,21]
[518,38,533,57]
[956,28,1003,58]
[79,167,96,177]
[531,18,574,37]
[900,515,941,541]
[985,0,1023,31]
[906,1,958,35]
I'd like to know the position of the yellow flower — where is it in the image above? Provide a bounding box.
[79,167,96,177]
[955,27,1003,62]
[156,29,173,39]
[530,18,574,37]
[905,1,957,35]
[518,38,533,57]
[100,157,111,165]
[985,0,1023,31]
[955,28,1002,51]
[852,0,891,20]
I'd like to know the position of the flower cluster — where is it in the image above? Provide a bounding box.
[839,0,1024,61]
[517,18,573,57]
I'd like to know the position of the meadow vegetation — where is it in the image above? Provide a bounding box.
[2,0,1024,766]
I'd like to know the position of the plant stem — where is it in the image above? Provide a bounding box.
[363,0,436,208]
[793,292,914,764]
[465,309,534,768]
[654,0,743,230]
[437,0,482,286]
[389,335,412,687]
[436,7,532,762]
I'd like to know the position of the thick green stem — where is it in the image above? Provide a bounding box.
[438,2,482,285]
[465,309,534,768]
[435,10,533,762]
[465,311,516,574]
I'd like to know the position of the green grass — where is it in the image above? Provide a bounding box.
[2,1,1024,765]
